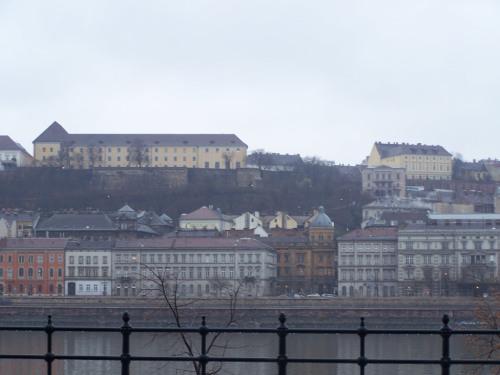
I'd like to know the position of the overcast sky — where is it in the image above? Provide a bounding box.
[1,1,499,164]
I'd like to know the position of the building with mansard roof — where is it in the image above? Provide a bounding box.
[33,121,248,169]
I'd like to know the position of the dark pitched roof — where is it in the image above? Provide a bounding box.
[0,136,31,157]
[36,214,116,231]
[34,122,247,147]
[338,227,398,241]
[33,122,69,143]
[65,240,115,250]
[0,238,68,249]
[115,237,273,251]
[375,142,451,158]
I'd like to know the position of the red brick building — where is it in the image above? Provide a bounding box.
[0,238,67,295]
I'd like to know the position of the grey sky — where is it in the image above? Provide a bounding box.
[1,1,499,164]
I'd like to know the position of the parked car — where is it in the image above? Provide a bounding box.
[306,293,321,297]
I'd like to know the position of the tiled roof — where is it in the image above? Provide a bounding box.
[65,240,115,250]
[33,121,69,143]
[338,227,398,241]
[115,237,273,250]
[34,122,247,147]
[36,214,117,231]
[0,238,68,249]
[375,142,451,158]
[180,206,223,221]
[0,136,31,156]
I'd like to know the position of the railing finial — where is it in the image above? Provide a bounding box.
[279,312,286,326]
[122,312,130,325]
[442,314,449,327]
[360,317,365,328]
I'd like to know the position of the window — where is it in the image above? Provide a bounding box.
[37,268,43,279]
[69,256,75,265]
[78,256,84,265]
[205,162,209,168]
[19,268,24,278]
[405,255,414,265]
[49,268,54,278]
[18,256,24,264]
[215,162,220,168]
[103,256,108,265]
[86,256,91,265]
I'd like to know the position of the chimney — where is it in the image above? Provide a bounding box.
[254,211,260,218]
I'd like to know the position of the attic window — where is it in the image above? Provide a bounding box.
[231,140,235,144]
[155,140,159,144]
[183,140,188,145]
[209,140,215,145]
[99,140,104,144]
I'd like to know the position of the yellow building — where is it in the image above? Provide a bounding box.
[33,122,247,169]
[367,142,452,180]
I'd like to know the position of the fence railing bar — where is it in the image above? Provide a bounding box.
[120,312,131,375]
[200,316,208,375]
[277,313,288,375]
[358,317,367,375]
[440,314,452,375]
[2,313,500,373]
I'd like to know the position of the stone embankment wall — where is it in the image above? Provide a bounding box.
[0,297,487,328]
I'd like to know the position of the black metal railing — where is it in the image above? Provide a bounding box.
[1,313,500,375]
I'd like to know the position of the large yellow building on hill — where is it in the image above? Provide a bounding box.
[367,142,452,180]
[33,122,248,169]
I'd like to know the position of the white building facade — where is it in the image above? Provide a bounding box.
[113,237,277,297]
[337,227,399,297]
[398,214,500,296]
[65,242,112,296]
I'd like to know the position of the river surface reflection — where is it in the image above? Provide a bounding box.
[0,330,486,375]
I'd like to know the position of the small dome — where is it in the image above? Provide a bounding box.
[310,206,334,228]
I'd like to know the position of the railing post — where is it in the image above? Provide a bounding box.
[45,315,55,375]
[120,312,131,375]
[357,317,367,375]
[277,313,288,375]
[440,314,451,375]
[199,316,208,375]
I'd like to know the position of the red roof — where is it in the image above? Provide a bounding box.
[338,227,398,241]
[0,238,68,249]
[115,237,272,251]
[180,206,223,221]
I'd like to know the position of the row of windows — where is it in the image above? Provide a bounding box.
[142,266,262,279]
[68,255,108,265]
[0,283,63,295]
[339,269,396,281]
[0,254,62,264]
[41,146,242,154]
[67,266,109,277]
[339,254,397,266]
[0,267,62,279]
[127,253,263,264]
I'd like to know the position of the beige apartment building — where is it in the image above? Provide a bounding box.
[33,122,247,169]
[361,166,406,198]
[367,142,452,180]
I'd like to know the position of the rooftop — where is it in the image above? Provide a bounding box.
[34,122,247,147]
[115,237,273,250]
[338,227,398,241]
[35,214,117,231]
[0,238,68,249]
[0,135,31,155]
[375,142,451,158]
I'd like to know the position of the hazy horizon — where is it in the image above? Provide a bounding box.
[1,1,500,164]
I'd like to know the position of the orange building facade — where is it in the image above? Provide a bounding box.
[0,238,66,295]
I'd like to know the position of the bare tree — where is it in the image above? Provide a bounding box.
[87,145,98,168]
[141,265,245,375]
[128,139,149,167]
[468,292,500,374]
[222,151,235,169]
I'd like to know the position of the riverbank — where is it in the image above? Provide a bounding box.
[0,296,490,328]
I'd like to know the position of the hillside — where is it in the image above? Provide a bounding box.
[0,164,367,233]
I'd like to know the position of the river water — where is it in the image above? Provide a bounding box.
[0,330,490,375]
